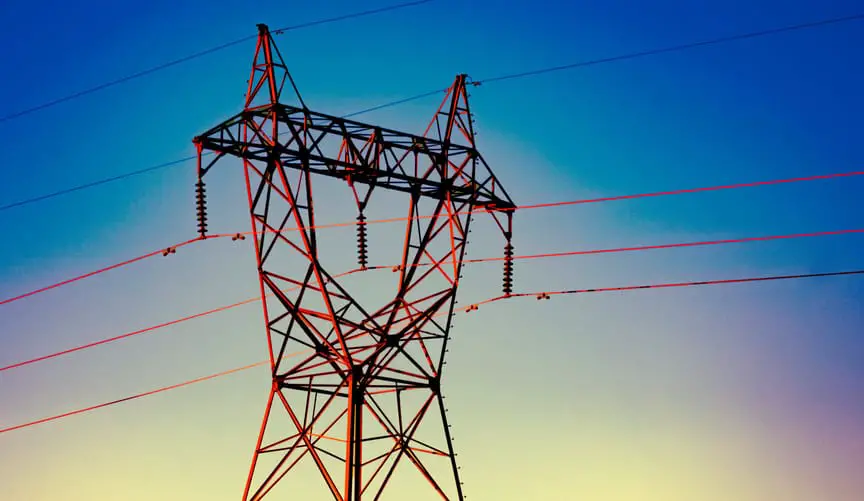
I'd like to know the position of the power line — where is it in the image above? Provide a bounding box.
[467,228,864,264]
[0,229,350,306]
[0,1,435,124]
[4,227,862,371]
[269,0,433,33]
[0,156,198,213]
[0,359,272,434]
[0,94,434,213]
[0,229,273,306]
[226,169,862,232]
[518,170,864,211]
[342,89,448,117]
[472,269,864,309]
[0,297,259,372]
[472,12,864,84]
[0,235,202,306]
[347,12,864,111]
[3,267,862,435]
[3,11,859,214]
[0,268,368,372]
[329,10,864,119]
[3,170,862,307]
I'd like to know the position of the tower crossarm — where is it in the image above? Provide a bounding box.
[194,103,516,211]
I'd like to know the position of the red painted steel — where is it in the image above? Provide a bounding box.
[192,24,514,500]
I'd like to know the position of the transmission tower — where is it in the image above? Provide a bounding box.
[193,24,515,500]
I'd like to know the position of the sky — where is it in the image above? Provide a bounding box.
[0,0,863,499]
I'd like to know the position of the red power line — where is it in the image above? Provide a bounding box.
[3,169,861,308]
[467,228,864,263]
[2,226,861,382]
[3,228,862,373]
[0,360,271,434]
[2,267,861,436]
[0,231,251,306]
[232,169,864,234]
[0,267,368,373]
[0,235,210,307]
[0,297,259,372]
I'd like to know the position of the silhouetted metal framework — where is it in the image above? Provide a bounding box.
[193,24,514,500]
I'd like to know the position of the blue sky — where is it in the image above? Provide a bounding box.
[1,1,863,499]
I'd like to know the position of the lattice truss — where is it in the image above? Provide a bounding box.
[193,24,515,501]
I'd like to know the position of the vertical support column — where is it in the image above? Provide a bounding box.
[345,365,364,500]
[240,25,285,500]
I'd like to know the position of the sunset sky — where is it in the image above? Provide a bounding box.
[1,0,863,499]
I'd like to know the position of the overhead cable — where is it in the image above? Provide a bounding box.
[3,266,862,435]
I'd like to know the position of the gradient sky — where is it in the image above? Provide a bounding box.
[1,0,863,499]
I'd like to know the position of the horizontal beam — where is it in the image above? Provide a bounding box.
[194,104,515,210]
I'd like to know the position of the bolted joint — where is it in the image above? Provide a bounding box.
[410,137,426,152]
[385,333,402,348]
[314,341,330,359]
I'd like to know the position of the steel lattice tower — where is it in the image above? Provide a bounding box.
[193,24,515,500]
